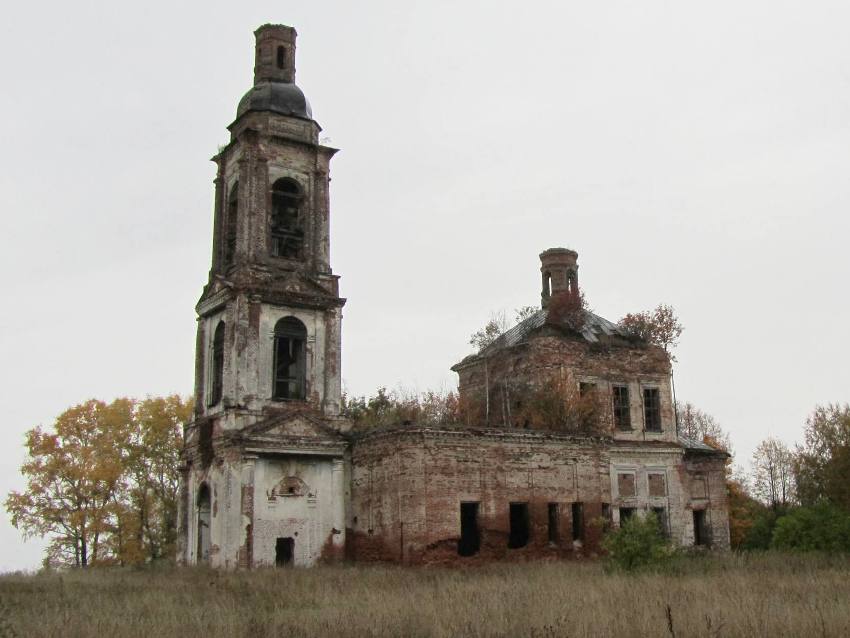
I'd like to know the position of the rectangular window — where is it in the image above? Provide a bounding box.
[458,502,480,556]
[612,385,631,430]
[617,472,636,497]
[643,387,662,432]
[648,473,667,497]
[571,502,584,542]
[508,503,530,549]
[548,503,560,545]
[619,507,636,524]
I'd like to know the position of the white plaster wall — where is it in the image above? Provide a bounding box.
[252,456,345,567]
[609,448,693,545]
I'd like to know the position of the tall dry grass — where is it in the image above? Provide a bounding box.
[1,552,849,637]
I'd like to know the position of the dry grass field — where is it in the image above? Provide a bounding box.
[1,553,849,637]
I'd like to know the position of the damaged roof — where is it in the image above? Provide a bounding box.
[678,434,728,455]
[453,308,635,369]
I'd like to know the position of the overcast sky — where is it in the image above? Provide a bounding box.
[2,0,849,571]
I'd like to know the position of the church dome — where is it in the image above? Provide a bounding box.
[236,81,313,120]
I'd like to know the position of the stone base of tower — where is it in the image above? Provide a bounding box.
[177,411,348,568]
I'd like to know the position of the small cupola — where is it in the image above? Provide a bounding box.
[540,248,579,309]
[236,24,313,121]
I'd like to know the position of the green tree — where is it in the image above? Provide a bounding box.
[602,512,670,571]
[794,403,850,509]
[771,503,850,552]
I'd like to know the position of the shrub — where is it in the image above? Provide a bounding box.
[771,503,850,552]
[602,512,671,571]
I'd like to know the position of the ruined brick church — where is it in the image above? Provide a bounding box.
[176,25,730,568]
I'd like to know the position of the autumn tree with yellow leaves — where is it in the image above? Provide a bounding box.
[5,395,191,568]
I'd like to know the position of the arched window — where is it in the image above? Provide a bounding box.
[209,321,225,406]
[197,484,211,565]
[276,46,286,70]
[223,182,238,266]
[270,178,304,259]
[273,316,307,400]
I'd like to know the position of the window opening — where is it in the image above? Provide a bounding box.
[273,317,307,400]
[508,503,529,549]
[612,385,631,430]
[209,321,225,407]
[619,507,636,524]
[275,537,294,566]
[224,183,238,266]
[270,178,304,259]
[276,46,286,69]
[196,484,211,565]
[579,382,595,397]
[458,502,480,556]
[547,503,560,545]
[571,502,584,542]
[643,387,662,432]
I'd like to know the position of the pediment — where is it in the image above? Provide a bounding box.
[243,412,344,443]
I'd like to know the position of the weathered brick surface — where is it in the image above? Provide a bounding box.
[350,428,613,564]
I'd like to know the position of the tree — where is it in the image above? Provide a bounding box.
[602,512,670,571]
[618,304,683,361]
[124,396,192,563]
[5,395,191,567]
[468,306,544,353]
[751,437,796,509]
[771,503,850,552]
[469,312,510,352]
[676,402,731,451]
[5,399,134,567]
[342,387,460,430]
[794,403,850,509]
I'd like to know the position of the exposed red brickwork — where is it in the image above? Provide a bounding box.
[350,428,612,565]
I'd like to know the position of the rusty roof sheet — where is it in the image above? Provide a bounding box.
[678,434,726,454]
[478,309,630,355]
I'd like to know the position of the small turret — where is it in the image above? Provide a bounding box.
[540,248,579,309]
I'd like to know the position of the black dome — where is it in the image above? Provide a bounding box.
[236,81,313,120]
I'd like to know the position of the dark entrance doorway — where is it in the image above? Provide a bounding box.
[458,502,480,556]
[508,503,530,549]
[693,510,709,546]
[275,537,294,566]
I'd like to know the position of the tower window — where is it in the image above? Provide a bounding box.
[271,178,304,259]
[276,46,286,69]
[224,182,238,266]
[209,321,225,407]
[273,316,307,400]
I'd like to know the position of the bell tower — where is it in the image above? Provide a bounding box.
[194,24,344,430]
